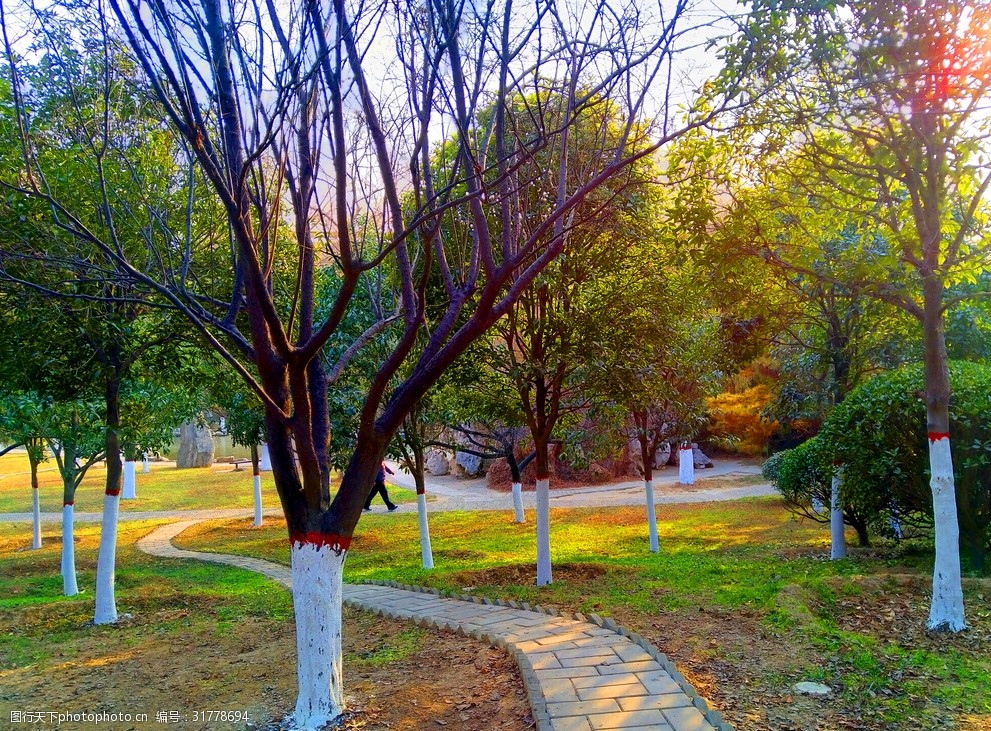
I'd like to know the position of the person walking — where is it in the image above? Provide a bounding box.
[364,462,398,512]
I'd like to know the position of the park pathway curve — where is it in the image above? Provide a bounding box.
[138,521,732,731]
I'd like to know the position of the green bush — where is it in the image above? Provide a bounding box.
[772,436,872,546]
[821,361,991,570]
[761,450,788,483]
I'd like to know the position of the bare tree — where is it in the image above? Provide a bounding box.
[1,0,745,724]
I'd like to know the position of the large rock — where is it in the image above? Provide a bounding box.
[176,421,215,468]
[588,463,611,482]
[627,439,644,477]
[693,443,713,469]
[454,451,483,478]
[654,442,672,468]
[425,449,450,476]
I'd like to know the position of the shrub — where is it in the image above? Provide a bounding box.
[821,361,991,570]
[773,436,872,546]
[761,450,788,483]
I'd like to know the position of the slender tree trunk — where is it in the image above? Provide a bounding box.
[60,448,78,596]
[95,492,120,623]
[251,444,263,527]
[640,434,659,553]
[413,450,434,570]
[968,541,986,574]
[122,458,136,499]
[29,442,41,550]
[830,467,847,560]
[61,499,78,596]
[852,516,871,548]
[534,434,552,586]
[96,372,123,624]
[142,453,150,473]
[508,452,524,524]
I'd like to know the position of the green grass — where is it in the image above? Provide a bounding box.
[0,451,417,514]
[179,498,991,730]
[0,520,294,673]
[182,498,881,608]
[0,519,442,729]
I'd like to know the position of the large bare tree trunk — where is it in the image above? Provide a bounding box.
[290,539,347,727]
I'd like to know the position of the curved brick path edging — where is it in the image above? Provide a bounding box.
[138,521,733,731]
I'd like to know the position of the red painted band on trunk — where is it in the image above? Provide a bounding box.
[928,432,950,443]
[63,501,74,507]
[416,486,425,495]
[289,531,352,554]
[833,460,842,467]
[106,488,121,496]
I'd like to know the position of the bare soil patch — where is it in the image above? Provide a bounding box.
[614,575,991,731]
[449,561,615,589]
[1,604,530,731]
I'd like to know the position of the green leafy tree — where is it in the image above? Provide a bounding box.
[716,0,991,630]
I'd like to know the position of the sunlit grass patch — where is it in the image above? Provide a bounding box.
[0,451,416,514]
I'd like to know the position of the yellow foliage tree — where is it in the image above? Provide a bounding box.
[706,385,779,456]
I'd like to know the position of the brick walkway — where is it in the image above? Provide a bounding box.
[138,522,730,731]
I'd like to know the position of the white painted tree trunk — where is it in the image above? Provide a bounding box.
[253,475,264,527]
[644,479,659,553]
[61,503,78,596]
[291,540,345,729]
[94,492,120,624]
[678,447,694,485]
[259,443,272,471]
[536,477,552,585]
[830,469,847,560]
[511,482,525,523]
[416,492,434,569]
[142,453,150,474]
[927,435,966,631]
[32,486,41,550]
[122,460,137,499]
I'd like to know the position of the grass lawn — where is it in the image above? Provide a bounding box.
[0,451,417,514]
[179,498,991,731]
[0,520,527,730]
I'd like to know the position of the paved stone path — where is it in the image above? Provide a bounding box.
[138,521,731,731]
